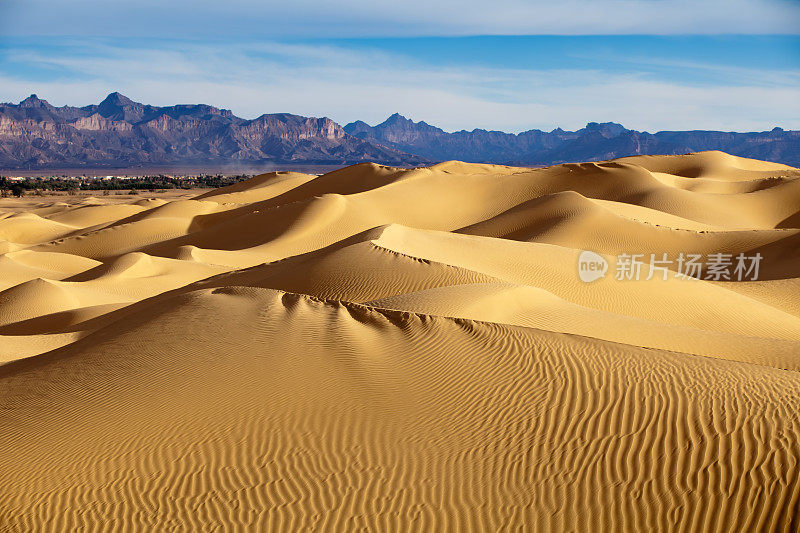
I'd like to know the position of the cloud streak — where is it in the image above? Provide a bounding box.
[2,0,799,37]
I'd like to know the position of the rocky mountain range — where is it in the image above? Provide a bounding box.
[1,93,798,170]
[0,93,422,170]
[344,114,800,167]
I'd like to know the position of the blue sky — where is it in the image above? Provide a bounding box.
[0,0,798,132]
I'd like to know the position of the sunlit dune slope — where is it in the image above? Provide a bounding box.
[1,151,800,530]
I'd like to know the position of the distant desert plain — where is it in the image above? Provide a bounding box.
[2,151,800,530]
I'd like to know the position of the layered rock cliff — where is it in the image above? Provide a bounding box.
[0,93,422,169]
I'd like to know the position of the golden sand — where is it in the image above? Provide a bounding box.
[1,152,799,530]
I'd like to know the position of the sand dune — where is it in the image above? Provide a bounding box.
[1,151,800,530]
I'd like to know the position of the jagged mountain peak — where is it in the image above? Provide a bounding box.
[344,119,370,129]
[96,92,147,122]
[19,94,51,108]
[582,122,628,137]
[380,113,413,126]
[374,114,442,134]
[100,92,136,106]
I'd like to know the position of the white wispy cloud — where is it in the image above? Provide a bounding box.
[2,0,799,36]
[1,40,798,132]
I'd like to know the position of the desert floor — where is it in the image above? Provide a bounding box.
[0,188,211,213]
[1,152,800,530]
